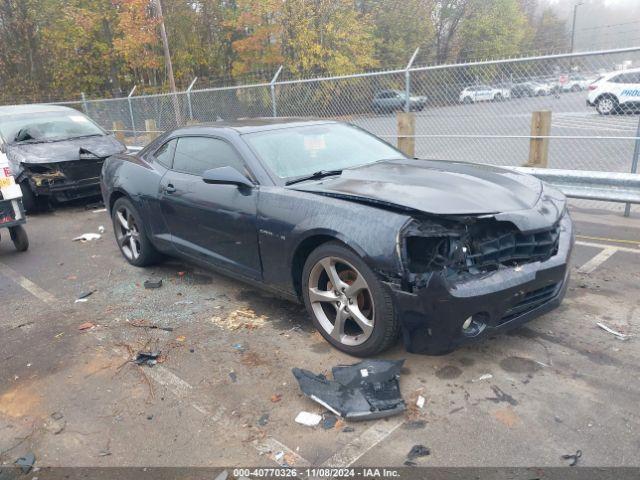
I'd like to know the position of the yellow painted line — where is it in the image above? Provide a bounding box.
[0,262,57,304]
[576,235,640,246]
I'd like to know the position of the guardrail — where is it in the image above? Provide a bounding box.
[509,167,640,205]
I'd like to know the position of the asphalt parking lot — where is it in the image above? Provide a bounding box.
[1,201,639,469]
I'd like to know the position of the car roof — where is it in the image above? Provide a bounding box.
[606,67,640,78]
[0,104,79,118]
[169,118,338,135]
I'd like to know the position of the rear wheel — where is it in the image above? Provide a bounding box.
[493,93,503,102]
[596,95,618,115]
[111,197,161,267]
[19,181,39,213]
[9,225,29,252]
[301,242,399,356]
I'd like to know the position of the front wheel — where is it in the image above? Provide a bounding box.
[301,242,399,356]
[111,197,161,267]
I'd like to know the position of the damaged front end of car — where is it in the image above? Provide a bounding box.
[17,155,107,202]
[389,191,574,355]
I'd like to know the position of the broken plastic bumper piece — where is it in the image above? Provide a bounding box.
[292,359,406,421]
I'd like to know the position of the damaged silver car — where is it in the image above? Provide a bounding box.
[0,105,126,212]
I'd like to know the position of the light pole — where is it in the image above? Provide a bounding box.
[570,2,584,53]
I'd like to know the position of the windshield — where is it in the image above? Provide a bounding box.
[0,110,104,144]
[243,123,406,180]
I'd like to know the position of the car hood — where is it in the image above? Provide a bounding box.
[290,159,544,216]
[6,135,126,165]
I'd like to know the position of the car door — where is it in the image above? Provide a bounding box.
[617,72,640,108]
[159,135,262,280]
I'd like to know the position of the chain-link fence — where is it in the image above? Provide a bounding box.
[51,46,640,179]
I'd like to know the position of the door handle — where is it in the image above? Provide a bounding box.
[164,184,176,194]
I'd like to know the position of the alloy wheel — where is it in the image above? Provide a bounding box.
[114,206,142,261]
[308,256,375,346]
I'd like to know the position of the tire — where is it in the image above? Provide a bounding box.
[9,225,29,252]
[301,241,399,356]
[111,197,161,267]
[571,84,581,92]
[596,95,618,115]
[462,97,472,105]
[493,93,503,102]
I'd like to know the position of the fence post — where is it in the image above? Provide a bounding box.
[404,48,420,113]
[527,110,551,167]
[145,119,159,141]
[624,115,640,217]
[186,77,198,121]
[80,92,89,115]
[127,85,137,143]
[270,66,283,118]
[397,112,416,157]
[112,121,126,142]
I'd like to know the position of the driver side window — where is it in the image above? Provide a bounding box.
[172,136,246,177]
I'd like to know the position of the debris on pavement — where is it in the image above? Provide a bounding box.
[77,290,96,300]
[405,444,430,465]
[404,420,427,430]
[322,413,338,429]
[294,411,322,427]
[596,322,630,340]
[15,452,35,473]
[128,320,174,332]
[135,351,161,367]
[472,373,493,382]
[342,426,355,433]
[73,233,101,242]
[46,412,66,435]
[416,395,425,409]
[562,449,582,466]
[144,278,163,289]
[270,394,282,403]
[78,322,95,331]
[486,385,518,406]
[292,359,406,420]
[211,308,268,331]
[229,371,237,383]
[257,413,270,426]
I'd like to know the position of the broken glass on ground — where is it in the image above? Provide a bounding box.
[292,359,406,421]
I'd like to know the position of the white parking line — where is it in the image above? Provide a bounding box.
[577,246,618,274]
[0,262,57,304]
[321,416,405,467]
[144,364,194,397]
[576,240,640,254]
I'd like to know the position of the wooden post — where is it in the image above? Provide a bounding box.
[526,110,551,167]
[112,121,125,142]
[397,112,416,158]
[145,119,159,140]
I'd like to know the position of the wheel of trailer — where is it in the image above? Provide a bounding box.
[9,225,29,252]
[301,241,399,356]
[463,97,472,105]
[111,197,161,267]
[596,95,618,115]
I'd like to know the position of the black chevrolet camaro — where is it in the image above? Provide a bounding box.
[100,119,573,356]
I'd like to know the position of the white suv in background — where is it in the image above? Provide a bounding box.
[587,68,640,114]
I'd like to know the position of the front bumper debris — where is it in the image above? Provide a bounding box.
[390,213,574,355]
[292,359,406,420]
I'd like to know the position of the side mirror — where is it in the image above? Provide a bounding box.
[202,166,253,188]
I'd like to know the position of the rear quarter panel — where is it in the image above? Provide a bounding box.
[101,153,170,249]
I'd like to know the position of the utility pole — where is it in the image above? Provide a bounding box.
[155,0,181,125]
[570,2,583,54]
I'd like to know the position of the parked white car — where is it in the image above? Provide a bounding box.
[587,68,640,115]
[561,75,591,92]
[459,85,509,103]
